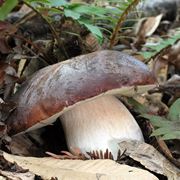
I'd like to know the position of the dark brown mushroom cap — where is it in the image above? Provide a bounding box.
[7,50,156,135]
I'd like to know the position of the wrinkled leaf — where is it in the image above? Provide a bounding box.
[0,170,35,180]
[118,140,180,179]
[136,14,163,37]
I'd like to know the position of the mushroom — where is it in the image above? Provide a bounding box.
[7,50,156,158]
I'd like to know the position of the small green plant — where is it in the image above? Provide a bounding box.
[0,0,143,44]
[127,97,180,140]
[141,98,180,140]
[140,31,180,59]
[25,0,111,41]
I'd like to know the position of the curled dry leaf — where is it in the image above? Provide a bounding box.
[134,14,163,48]
[118,140,180,179]
[0,170,35,180]
[3,152,158,180]
[135,14,163,37]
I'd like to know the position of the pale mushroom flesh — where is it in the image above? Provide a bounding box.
[61,95,144,159]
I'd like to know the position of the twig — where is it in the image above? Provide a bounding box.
[11,34,51,64]
[14,11,36,28]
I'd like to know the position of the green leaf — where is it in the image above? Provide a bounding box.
[168,98,180,121]
[151,127,172,136]
[66,4,109,17]
[162,131,180,140]
[48,8,63,15]
[26,0,50,3]
[79,20,103,42]
[141,114,170,127]
[127,98,148,114]
[0,0,18,20]
[139,51,154,59]
[151,127,180,140]
[140,32,180,59]
[64,9,81,19]
[142,112,180,140]
[26,0,67,7]
[84,23,102,38]
[47,0,67,6]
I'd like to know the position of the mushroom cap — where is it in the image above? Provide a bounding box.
[7,50,156,135]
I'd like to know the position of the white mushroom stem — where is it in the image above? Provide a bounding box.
[61,95,144,159]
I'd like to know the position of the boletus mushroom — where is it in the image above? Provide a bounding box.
[7,50,156,159]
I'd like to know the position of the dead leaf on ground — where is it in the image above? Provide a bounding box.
[135,14,163,37]
[8,134,43,157]
[118,140,180,179]
[134,14,163,48]
[3,152,158,180]
[0,170,35,180]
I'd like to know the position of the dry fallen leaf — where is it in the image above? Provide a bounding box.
[0,170,35,180]
[135,14,163,38]
[3,152,158,180]
[134,14,163,48]
[118,140,180,179]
